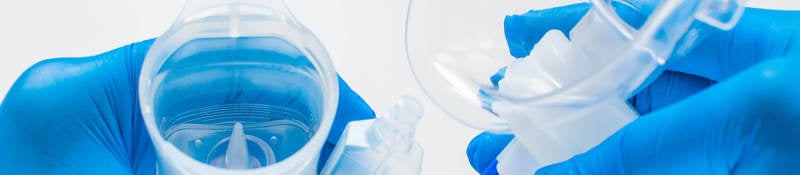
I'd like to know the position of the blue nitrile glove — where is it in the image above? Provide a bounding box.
[0,39,375,174]
[467,2,800,175]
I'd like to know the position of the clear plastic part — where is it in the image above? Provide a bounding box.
[405,0,745,174]
[405,0,746,133]
[138,0,338,174]
[321,96,424,175]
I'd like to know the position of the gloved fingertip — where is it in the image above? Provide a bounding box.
[503,15,534,58]
[466,132,514,172]
[490,67,507,87]
[503,3,591,58]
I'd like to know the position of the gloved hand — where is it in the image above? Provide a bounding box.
[0,40,375,174]
[467,2,800,175]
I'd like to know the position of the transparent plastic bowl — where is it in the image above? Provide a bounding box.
[138,0,338,174]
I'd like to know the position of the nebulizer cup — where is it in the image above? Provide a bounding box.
[405,0,745,174]
[138,0,338,174]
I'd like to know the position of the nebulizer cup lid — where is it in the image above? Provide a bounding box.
[405,0,746,134]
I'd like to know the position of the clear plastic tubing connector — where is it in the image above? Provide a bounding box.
[405,0,746,174]
[138,0,338,174]
[321,96,425,175]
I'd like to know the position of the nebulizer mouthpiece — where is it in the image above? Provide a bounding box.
[138,0,338,174]
[406,0,746,174]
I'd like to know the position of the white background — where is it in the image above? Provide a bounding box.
[0,0,797,174]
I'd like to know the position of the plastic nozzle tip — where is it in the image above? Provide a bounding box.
[385,96,423,125]
[367,96,425,149]
[225,122,250,169]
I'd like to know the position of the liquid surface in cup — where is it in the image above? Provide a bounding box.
[151,36,324,169]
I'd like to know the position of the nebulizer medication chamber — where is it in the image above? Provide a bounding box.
[405,0,745,174]
[138,0,338,174]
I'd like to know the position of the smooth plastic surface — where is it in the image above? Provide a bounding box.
[321,97,424,175]
[138,0,338,174]
[405,0,546,133]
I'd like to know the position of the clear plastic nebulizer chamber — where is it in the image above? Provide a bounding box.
[405,0,745,174]
[138,0,338,174]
